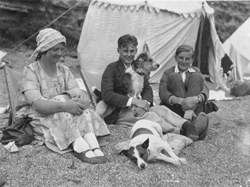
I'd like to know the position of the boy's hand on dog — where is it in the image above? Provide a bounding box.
[132,106,147,117]
[132,99,150,111]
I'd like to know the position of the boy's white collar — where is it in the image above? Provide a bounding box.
[174,65,196,73]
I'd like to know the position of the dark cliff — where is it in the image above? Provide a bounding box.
[0,0,250,49]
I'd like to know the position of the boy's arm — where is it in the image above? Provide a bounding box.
[101,64,129,108]
[159,70,174,105]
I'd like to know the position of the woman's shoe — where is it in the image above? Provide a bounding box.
[73,149,105,164]
[92,147,108,162]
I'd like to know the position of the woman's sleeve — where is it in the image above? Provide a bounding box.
[21,66,40,93]
[65,68,79,90]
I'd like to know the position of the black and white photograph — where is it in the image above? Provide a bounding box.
[0,0,250,186]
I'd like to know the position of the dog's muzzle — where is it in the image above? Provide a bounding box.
[139,163,146,169]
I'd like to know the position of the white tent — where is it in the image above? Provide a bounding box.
[77,0,226,90]
[223,17,250,81]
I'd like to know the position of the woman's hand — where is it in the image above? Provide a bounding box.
[72,96,91,109]
[64,99,85,116]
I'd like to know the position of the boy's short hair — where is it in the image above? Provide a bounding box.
[175,45,195,58]
[118,34,138,48]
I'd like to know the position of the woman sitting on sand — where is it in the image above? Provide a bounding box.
[14,28,110,164]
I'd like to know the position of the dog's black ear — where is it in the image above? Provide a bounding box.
[131,59,138,69]
[120,150,129,157]
[142,138,149,149]
[91,86,102,103]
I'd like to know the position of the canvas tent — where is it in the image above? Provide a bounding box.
[223,17,250,81]
[78,0,226,90]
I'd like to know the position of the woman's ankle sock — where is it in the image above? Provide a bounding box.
[93,148,104,157]
[84,132,100,149]
[73,136,88,153]
[73,136,95,158]
[85,150,96,158]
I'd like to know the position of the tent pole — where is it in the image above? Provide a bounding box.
[3,65,13,125]
[77,0,95,108]
[79,69,96,109]
[3,66,13,114]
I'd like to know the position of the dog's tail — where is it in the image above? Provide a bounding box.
[91,86,102,103]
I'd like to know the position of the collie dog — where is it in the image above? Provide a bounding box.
[92,44,159,118]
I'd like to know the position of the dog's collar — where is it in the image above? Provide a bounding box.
[131,64,145,76]
[132,128,154,138]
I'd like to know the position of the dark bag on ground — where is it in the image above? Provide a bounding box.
[1,115,35,146]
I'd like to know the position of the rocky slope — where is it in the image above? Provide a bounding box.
[0,0,88,50]
[208,1,250,42]
[0,0,250,49]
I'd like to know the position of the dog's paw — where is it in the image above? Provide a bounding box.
[179,158,188,164]
[172,157,187,166]
[172,159,182,166]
